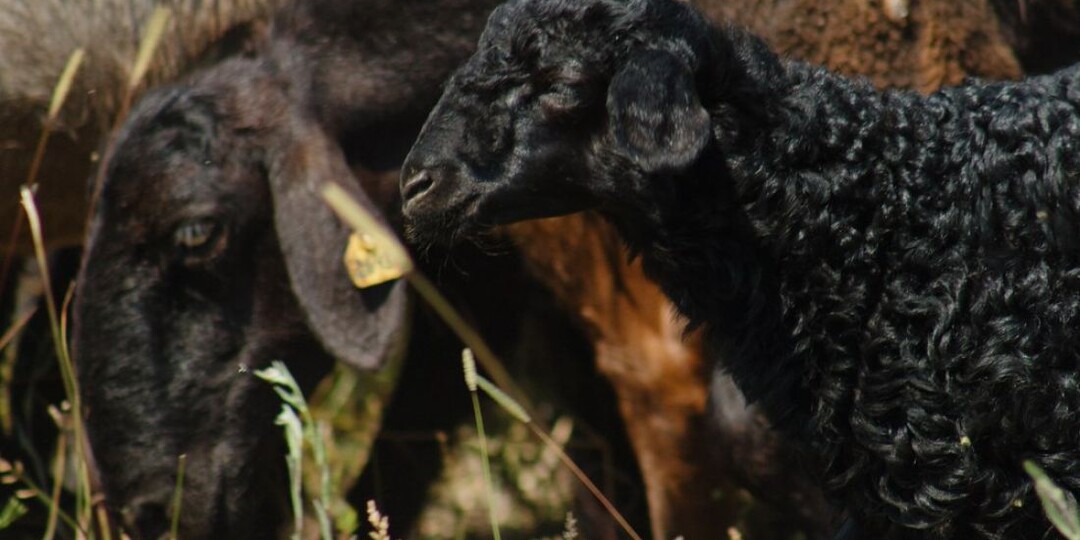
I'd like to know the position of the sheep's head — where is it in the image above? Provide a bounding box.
[74,58,407,540]
[401,0,716,246]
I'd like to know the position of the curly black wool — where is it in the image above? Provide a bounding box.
[401,0,1080,537]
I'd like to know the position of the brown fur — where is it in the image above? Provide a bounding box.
[699,0,1022,92]
[505,216,725,536]
[499,1,1032,538]
[504,216,831,538]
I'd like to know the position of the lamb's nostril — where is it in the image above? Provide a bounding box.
[401,169,435,202]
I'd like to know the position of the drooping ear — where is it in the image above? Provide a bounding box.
[266,113,409,370]
[606,49,711,174]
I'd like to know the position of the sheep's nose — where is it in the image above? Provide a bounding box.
[400,168,435,203]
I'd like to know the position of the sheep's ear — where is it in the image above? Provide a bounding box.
[266,116,409,370]
[606,49,711,174]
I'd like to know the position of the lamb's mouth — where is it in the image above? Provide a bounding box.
[402,183,487,245]
[401,167,595,245]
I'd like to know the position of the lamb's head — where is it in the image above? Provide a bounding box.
[400,0,719,246]
[74,58,407,539]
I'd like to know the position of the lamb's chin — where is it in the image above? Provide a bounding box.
[403,207,482,250]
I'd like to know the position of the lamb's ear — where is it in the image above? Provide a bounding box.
[266,115,409,370]
[606,49,711,174]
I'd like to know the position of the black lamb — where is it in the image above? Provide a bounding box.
[399,0,1080,537]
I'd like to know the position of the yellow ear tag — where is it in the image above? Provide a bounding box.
[344,232,408,288]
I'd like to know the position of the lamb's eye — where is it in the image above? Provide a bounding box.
[539,84,586,117]
[174,218,218,249]
[539,91,577,114]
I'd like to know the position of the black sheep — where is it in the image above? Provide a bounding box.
[74,0,497,536]
[400,0,1080,537]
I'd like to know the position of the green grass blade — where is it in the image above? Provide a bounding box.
[0,309,36,451]
[320,183,535,416]
[527,425,643,540]
[474,375,530,425]
[1025,460,1080,540]
[277,404,305,540]
[0,497,28,529]
[24,48,86,192]
[320,183,413,275]
[320,185,641,537]
[43,415,66,540]
[462,350,501,540]
[0,459,84,536]
[255,361,336,539]
[128,8,171,91]
[19,187,94,534]
[47,49,85,120]
[169,454,187,540]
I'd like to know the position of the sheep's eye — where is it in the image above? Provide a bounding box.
[172,217,225,263]
[175,218,217,248]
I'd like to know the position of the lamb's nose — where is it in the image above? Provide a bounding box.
[400,168,434,203]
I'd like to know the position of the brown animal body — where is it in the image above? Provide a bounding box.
[505,215,830,538]
[699,0,1022,92]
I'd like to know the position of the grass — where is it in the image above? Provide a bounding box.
[0,495,28,528]
[322,183,534,417]
[0,185,604,538]
[15,189,94,539]
[115,7,172,128]
[169,455,187,540]
[255,361,336,540]
[1026,461,1080,540]
[324,185,644,540]
[462,349,502,540]
[0,47,84,291]
[0,9,170,537]
[460,348,641,540]
[0,458,81,535]
[0,43,83,457]
[0,182,584,538]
